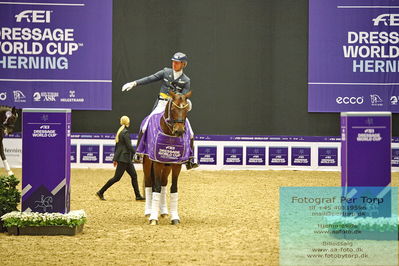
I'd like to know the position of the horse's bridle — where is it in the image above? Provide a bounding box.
[1,110,17,133]
[163,99,189,126]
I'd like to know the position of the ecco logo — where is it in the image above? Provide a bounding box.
[372,14,399,26]
[0,92,6,101]
[336,96,364,105]
[15,10,51,23]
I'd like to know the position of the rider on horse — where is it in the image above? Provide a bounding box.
[122,52,198,169]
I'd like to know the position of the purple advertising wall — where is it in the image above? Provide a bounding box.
[0,0,112,110]
[318,147,338,166]
[269,147,288,166]
[291,147,311,166]
[309,0,399,112]
[246,147,266,166]
[197,146,217,165]
[80,144,99,163]
[22,108,71,213]
[102,145,115,164]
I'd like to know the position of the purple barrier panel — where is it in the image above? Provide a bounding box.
[246,147,266,166]
[223,146,243,165]
[269,147,288,166]
[22,108,71,213]
[80,145,99,163]
[71,144,77,163]
[341,112,391,217]
[197,146,217,165]
[392,148,399,167]
[341,112,391,187]
[102,145,115,164]
[291,147,311,166]
[318,147,338,167]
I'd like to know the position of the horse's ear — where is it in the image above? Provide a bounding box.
[169,90,176,99]
[11,107,16,114]
[184,91,192,99]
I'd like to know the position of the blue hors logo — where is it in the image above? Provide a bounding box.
[370,94,383,106]
[336,96,364,105]
[0,92,6,101]
[390,96,398,105]
[15,10,52,23]
[33,92,41,102]
[372,14,399,26]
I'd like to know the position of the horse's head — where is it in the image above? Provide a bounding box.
[1,106,18,135]
[168,91,192,137]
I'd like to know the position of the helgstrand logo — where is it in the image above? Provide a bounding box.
[15,10,52,23]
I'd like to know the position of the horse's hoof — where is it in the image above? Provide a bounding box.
[149,220,158,225]
[171,219,180,225]
[161,214,169,218]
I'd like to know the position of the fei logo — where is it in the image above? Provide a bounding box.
[15,10,52,23]
[372,14,399,26]
[336,96,364,105]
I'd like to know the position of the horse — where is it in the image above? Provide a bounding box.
[138,90,192,225]
[0,106,19,176]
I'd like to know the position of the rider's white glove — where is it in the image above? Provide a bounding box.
[122,81,137,92]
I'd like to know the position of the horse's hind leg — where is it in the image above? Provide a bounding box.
[143,156,152,217]
[160,165,171,218]
[170,164,182,225]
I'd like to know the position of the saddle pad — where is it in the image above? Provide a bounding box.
[136,112,192,163]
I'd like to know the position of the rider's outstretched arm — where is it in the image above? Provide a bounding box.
[122,69,165,91]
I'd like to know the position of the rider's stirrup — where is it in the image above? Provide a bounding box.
[133,153,143,163]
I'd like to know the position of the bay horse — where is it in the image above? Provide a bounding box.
[0,106,19,176]
[140,90,192,225]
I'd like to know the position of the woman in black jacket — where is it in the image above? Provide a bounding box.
[96,116,144,201]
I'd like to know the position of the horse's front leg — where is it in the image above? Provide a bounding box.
[0,139,12,176]
[160,165,171,218]
[149,161,163,225]
[170,164,182,225]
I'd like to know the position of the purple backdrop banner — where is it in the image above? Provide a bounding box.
[309,0,399,112]
[0,0,112,110]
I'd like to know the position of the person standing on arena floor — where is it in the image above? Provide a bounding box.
[122,52,198,170]
[96,116,144,201]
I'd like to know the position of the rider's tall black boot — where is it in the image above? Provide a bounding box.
[133,130,144,163]
[186,138,199,170]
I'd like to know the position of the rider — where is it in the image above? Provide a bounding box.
[122,52,198,169]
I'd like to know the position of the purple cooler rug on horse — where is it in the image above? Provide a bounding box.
[136,112,192,163]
